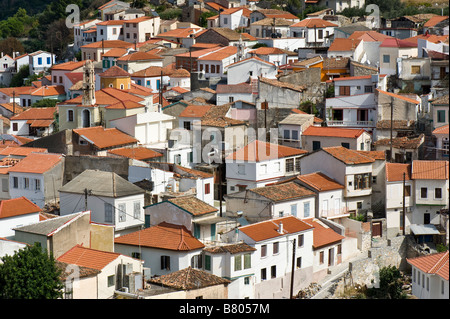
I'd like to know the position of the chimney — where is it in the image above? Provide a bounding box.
[278,221,283,234]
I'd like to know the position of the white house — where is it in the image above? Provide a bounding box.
[432,124,449,160]
[411,160,449,227]
[130,66,171,93]
[8,152,63,208]
[299,146,375,214]
[316,0,365,12]
[379,37,418,76]
[123,16,161,43]
[9,107,57,137]
[431,94,449,130]
[218,7,251,30]
[407,251,449,299]
[116,51,164,73]
[58,169,146,237]
[247,47,288,66]
[225,140,309,193]
[0,196,41,238]
[0,54,14,87]
[28,51,55,75]
[222,215,315,299]
[226,56,277,85]
[96,20,125,42]
[215,82,254,105]
[385,163,414,238]
[197,46,238,80]
[225,181,317,223]
[278,113,315,149]
[73,19,102,51]
[57,244,143,299]
[302,126,372,152]
[114,222,205,277]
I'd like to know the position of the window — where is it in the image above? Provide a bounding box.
[118,203,126,222]
[104,203,113,223]
[341,142,350,149]
[426,277,429,291]
[204,255,211,271]
[38,57,42,65]
[354,173,371,190]
[23,177,29,189]
[261,268,267,280]
[291,204,297,217]
[100,29,104,35]
[304,202,310,217]
[286,158,294,172]
[35,179,40,191]
[244,253,251,269]
[442,280,445,295]
[337,244,342,255]
[47,57,51,64]
[275,162,281,172]
[292,130,299,141]
[279,211,284,217]
[357,202,362,209]
[244,277,250,285]
[67,110,74,122]
[298,234,304,247]
[12,123,18,131]
[435,188,442,199]
[146,80,151,87]
[2,178,8,192]
[228,96,234,103]
[133,201,140,219]
[284,129,290,140]
[437,110,446,123]
[131,252,141,259]
[260,164,267,174]
[113,28,117,35]
[317,29,323,39]
[211,65,215,73]
[205,64,209,73]
[271,265,277,278]
[422,274,425,288]
[418,271,420,285]
[191,254,203,269]
[205,183,210,194]
[107,275,115,287]
[234,255,242,271]
[238,164,245,175]
[273,242,279,254]
[261,245,267,258]
[320,251,324,264]
[413,269,416,283]
[161,255,170,270]
[383,54,390,63]
[411,65,421,74]
[12,176,18,189]
[174,154,181,164]
[339,86,351,96]
[364,85,373,93]
[312,141,321,151]
[421,187,428,199]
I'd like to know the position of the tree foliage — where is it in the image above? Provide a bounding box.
[0,243,63,299]
[9,64,30,88]
[366,266,406,299]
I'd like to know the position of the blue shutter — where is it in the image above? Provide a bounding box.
[194,223,201,239]
[210,224,216,241]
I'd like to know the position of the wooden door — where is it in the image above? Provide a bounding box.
[372,221,382,237]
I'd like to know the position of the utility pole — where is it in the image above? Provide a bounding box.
[159,70,163,108]
[290,238,296,299]
[84,188,89,211]
[219,163,223,217]
[12,91,15,115]
[402,172,406,236]
[390,96,394,163]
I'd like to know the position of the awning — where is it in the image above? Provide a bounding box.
[410,224,440,235]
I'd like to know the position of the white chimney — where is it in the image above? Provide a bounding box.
[278,222,283,234]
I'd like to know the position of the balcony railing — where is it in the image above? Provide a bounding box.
[327,120,375,127]
[320,207,350,219]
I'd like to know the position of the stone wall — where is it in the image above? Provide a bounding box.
[277,68,326,106]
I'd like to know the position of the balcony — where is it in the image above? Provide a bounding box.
[320,207,350,219]
[327,120,376,128]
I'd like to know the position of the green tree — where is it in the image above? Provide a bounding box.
[31,98,59,108]
[9,64,30,88]
[0,243,63,299]
[367,265,406,299]
[199,11,217,28]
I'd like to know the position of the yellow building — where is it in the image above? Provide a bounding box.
[292,56,350,82]
[98,65,132,90]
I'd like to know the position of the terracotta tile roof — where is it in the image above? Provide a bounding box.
[101,47,128,57]
[96,19,124,25]
[57,261,100,280]
[328,38,361,52]
[158,27,203,39]
[104,100,145,109]
[203,243,256,254]
[57,245,123,271]
[292,55,323,67]
[125,16,155,23]
[197,46,237,61]
[290,18,338,28]
[376,120,415,130]
[30,85,65,97]
[179,104,213,118]
[239,216,314,242]
[51,60,86,71]
[322,146,374,165]
[167,196,218,216]
[107,146,162,160]
[433,124,449,135]
[348,30,392,42]
[0,196,41,219]
[8,153,62,174]
[227,140,307,162]
[149,266,230,290]
[431,94,449,105]
[0,86,36,97]
[168,68,190,78]
[303,126,365,138]
[60,87,144,105]
[201,116,246,127]
[249,181,315,202]
[251,17,294,26]
[0,102,25,114]
[296,172,344,191]
[114,222,205,251]
[10,107,56,121]
[423,15,448,28]
[373,134,425,149]
[205,2,227,11]
[303,218,344,249]
[174,165,214,179]
[98,65,130,77]
[221,7,252,17]
[259,77,305,92]
[323,57,350,69]
[376,89,420,104]
[379,37,417,48]
[0,146,47,156]
[355,150,385,160]
[64,72,84,85]
[207,28,254,41]
[386,163,412,182]
[227,56,275,68]
[81,40,133,49]
[411,160,449,180]
[116,51,162,62]
[265,13,299,20]
[291,109,323,123]
[407,251,449,281]
[249,47,287,55]
[73,126,138,149]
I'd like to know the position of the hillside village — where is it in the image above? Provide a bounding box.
[0,0,448,300]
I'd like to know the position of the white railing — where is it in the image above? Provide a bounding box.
[320,207,350,218]
[327,120,375,127]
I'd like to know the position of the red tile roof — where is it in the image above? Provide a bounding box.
[322,146,374,165]
[423,15,448,28]
[303,218,344,249]
[248,47,286,55]
[7,153,62,174]
[57,245,123,270]
[116,51,162,62]
[30,85,66,97]
[0,196,41,219]
[101,48,128,57]
[167,196,217,216]
[385,163,412,182]
[0,146,47,156]
[226,140,308,162]
[51,60,86,71]
[411,160,449,180]
[328,38,361,52]
[380,37,417,48]
[179,104,213,118]
[296,172,344,191]
[197,46,237,61]
[249,181,316,202]
[407,251,449,281]
[239,216,314,242]
[376,89,420,104]
[290,18,338,28]
[96,20,125,25]
[73,126,138,149]
[98,65,130,77]
[10,107,56,121]
[107,146,163,160]
[302,126,366,138]
[114,222,205,251]
[433,124,449,135]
